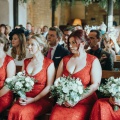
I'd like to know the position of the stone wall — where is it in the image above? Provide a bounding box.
[27,0,51,28]
[85,3,107,26]
[0,0,13,27]
[27,1,119,28]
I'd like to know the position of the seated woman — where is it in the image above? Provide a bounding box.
[50,30,102,120]
[90,95,120,119]
[7,28,32,66]
[0,34,16,113]
[8,34,55,120]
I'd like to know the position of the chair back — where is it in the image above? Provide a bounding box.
[116,55,120,61]
[102,70,120,79]
[16,66,22,73]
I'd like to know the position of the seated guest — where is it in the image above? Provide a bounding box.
[8,34,55,120]
[7,28,32,66]
[42,25,49,38]
[103,34,116,62]
[62,26,74,49]
[87,30,113,70]
[0,34,16,114]
[0,24,7,35]
[50,30,102,120]
[47,27,70,69]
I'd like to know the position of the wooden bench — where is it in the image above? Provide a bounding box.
[115,55,120,61]
[113,61,120,69]
[102,70,120,79]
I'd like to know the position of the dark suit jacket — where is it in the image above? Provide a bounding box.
[52,44,70,68]
[87,48,113,70]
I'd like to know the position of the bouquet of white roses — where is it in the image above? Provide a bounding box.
[50,75,88,106]
[99,76,120,111]
[4,71,36,99]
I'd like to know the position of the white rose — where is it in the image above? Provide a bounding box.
[62,87,69,93]
[17,72,23,77]
[25,77,31,82]
[76,79,82,85]
[72,84,78,92]
[6,78,12,83]
[114,78,119,83]
[111,84,116,87]
[109,88,114,93]
[54,77,61,87]
[12,76,16,80]
[15,82,23,89]
[29,80,34,86]
[74,96,80,102]
[118,86,120,92]
[78,86,83,94]
[25,83,30,87]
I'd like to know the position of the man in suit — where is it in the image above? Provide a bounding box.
[47,27,70,69]
[87,30,113,71]
[42,25,49,38]
[62,26,74,49]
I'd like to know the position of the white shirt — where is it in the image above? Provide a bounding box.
[51,43,58,59]
[7,48,33,66]
[43,32,48,38]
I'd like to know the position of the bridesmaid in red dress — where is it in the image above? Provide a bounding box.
[90,97,120,120]
[0,34,16,113]
[50,30,102,120]
[8,34,55,120]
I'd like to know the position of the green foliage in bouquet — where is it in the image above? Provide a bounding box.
[98,76,120,111]
[4,71,36,99]
[50,75,89,106]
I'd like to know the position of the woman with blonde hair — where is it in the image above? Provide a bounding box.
[8,34,55,120]
[0,33,16,114]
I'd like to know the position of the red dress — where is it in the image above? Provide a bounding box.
[50,54,98,120]
[0,55,14,113]
[8,57,54,120]
[90,98,120,120]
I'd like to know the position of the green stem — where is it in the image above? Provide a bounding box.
[114,105,119,111]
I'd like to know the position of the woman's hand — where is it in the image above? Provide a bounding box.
[19,97,35,106]
[109,97,120,106]
[63,101,74,108]
[109,97,115,105]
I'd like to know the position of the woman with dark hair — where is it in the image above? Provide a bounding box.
[0,24,7,35]
[0,34,16,113]
[50,30,102,120]
[8,34,55,120]
[7,28,32,66]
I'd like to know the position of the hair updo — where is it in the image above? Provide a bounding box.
[31,34,49,55]
[68,30,90,50]
[0,33,10,52]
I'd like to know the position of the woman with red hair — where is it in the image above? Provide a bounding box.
[50,30,102,120]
